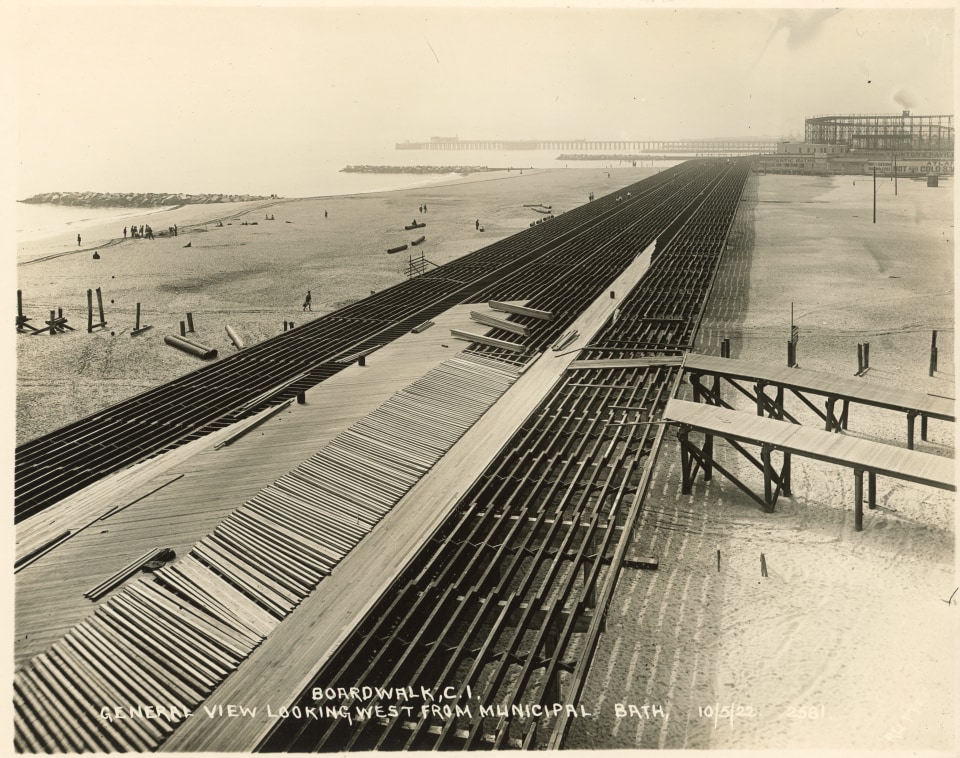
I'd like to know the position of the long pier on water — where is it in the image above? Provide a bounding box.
[397,137,778,155]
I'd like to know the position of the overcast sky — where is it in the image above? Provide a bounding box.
[9,3,954,196]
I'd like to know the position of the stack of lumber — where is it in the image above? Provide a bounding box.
[14,352,521,752]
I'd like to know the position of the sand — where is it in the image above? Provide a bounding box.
[14,166,956,752]
[565,172,956,752]
[16,167,646,444]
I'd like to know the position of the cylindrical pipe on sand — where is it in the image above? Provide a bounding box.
[225,325,244,349]
[164,335,218,360]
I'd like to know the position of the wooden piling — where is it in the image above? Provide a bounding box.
[180,320,186,337]
[95,287,105,326]
[87,289,93,333]
[929,330,938,376]
[186,312,194,333]
[135,303,141,331]
[49,310,56,336]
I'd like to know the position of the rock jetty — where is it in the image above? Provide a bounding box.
[341,165,497,176]
[19,191,278,208]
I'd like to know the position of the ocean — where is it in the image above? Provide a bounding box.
[16,148,666,246]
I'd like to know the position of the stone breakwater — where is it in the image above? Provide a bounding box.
[341,165,506,175]
[20,191,278,208]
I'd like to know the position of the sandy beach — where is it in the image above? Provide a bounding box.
[565,171,956,751]
[14,167,956,752]
[16,167,644,444]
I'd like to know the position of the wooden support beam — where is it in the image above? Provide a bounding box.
[488,300,553,322]
[469,311,529,336]
[854,469,864,531]
[450,329,525,353]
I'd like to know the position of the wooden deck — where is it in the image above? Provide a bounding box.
[14,302,521,669]
[684,353,955,420]
[664,399,955,491]
[160,240,655,752]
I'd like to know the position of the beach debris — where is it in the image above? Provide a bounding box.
[760,552,768,578]
[183,241,192,248]
[717,549,721,571]
[404,220,426,230]
[943,587,958,605]
[411,235,426,246]
[411,320,434,334]
[387,244,409,255]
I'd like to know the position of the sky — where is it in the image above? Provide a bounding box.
[6,2,955,197]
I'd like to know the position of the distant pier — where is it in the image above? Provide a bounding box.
[397,136,778,155]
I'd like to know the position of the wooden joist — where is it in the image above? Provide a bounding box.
[488,300,554,321]
[470,310,530,336]
[450,329,526,353]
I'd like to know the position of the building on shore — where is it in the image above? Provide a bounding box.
[757,111,954,177]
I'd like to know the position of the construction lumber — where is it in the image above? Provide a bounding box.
[488,300,554,321]
[449,329,526,353]
[469,311,529,336]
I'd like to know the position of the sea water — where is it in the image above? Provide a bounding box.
[15,147,657,245]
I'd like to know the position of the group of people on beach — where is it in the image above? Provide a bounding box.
[418,203,428,213]
[123,224,158,240]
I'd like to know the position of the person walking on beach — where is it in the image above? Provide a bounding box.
[324,210,328,219]
[77,234,81,246]
[303,290,312,311]
[476,219,480,230]
[123,227,127,239]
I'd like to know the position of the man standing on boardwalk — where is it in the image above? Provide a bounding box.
[303,290,312,311]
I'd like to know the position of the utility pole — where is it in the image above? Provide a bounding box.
[894,153,898,196]
[873,168,877,223]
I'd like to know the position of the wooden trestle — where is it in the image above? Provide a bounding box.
[664,399,955,531]
[683,354,955,450]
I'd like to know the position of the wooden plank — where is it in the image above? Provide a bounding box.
[488,300,554,321]
[470,311,529,336]
[568,356,684,370]
[684,353,955,420]
[450,329,526,353]
[664,399,954,490]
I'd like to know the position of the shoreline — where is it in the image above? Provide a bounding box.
[15,165,640,443]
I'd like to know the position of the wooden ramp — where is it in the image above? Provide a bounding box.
[663,398,954,531]
[683,353,955,449]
